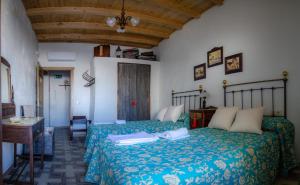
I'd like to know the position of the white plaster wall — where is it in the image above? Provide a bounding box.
[92,57,160,122]
[38,43,96,119]
[158,0,300,160]
[1,0,38,172]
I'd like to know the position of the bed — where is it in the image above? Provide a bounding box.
[84,72,297,185]
[85,117,295,185]
[84,86,206,163]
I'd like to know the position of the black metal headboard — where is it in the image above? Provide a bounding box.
[223,71,288,118]
[172,85,207,113]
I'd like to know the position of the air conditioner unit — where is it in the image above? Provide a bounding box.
[47,51,76,62]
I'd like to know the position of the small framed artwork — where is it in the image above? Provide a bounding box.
[194,63,206,81]
[225,53,243,75]
[207,46,223,68]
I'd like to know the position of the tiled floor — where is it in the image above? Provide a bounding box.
[4,128,300,185]
[4,128,92,185]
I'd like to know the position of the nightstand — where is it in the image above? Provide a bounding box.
[189,107,217,129]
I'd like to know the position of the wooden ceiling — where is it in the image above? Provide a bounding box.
[22,0,223,48]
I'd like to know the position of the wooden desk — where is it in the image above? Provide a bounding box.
[2,117,44,185]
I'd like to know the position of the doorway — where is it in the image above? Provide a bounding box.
[43,70,71,127]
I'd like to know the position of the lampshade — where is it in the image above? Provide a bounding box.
[199,91,208,98]
[117,27,126,33]
[106,17,116,27]
[130,17,140,26]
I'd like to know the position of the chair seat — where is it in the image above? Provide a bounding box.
[71,124,86,130]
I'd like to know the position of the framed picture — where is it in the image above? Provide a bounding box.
[194,63,206,81]
[207,47,223,68]
[225,53,243,75]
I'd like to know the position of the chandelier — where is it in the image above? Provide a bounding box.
[106,0,140,33]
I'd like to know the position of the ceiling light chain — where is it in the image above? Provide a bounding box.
[106,0,140,33]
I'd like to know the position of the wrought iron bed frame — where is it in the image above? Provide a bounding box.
[223,71,288,118]
[172,85,207,113]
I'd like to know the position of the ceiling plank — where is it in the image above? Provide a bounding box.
[39,39,154,49]
[208,0,224,6]
[37,33,160,46]
[32,22,170,39]
[150,0,199,18]
[26,7,183,29]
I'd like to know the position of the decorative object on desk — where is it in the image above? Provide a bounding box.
[116,46,122,58]
[94,45,110,57]
[123,48,139,59]
[194,63,206,81]
[59,80,71,90]
[207,47,223,67]
[106,0,140,33]
[21,105,35,118]
[225,53,243,74]
[82,71,95,87]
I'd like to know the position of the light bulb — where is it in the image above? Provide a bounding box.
[130,17,140,26]
[106,17,116,27]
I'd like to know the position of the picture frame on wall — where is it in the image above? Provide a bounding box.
[225,53,243,75]
[194,63,206,81]
[207,46,223,68]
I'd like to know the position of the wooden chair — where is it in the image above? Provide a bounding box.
[69,116,90,140]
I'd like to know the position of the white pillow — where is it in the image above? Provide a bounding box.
[208,107,239,130]
[156,107,168,121]
[163,105,184,123]
[230,107,264,134]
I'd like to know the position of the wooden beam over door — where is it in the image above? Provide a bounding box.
[26,7,183,29]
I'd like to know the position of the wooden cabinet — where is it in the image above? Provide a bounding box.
[189,107,217,129]
[117,63,150,121]
[94,45,110,57]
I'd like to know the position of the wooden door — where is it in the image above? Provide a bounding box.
[136,64,150,120]
[118,63,137,120]
[117,63,150,121]
[36,64,44,117]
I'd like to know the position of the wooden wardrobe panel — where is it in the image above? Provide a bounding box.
[136,64,151,120]
[117,63,137,121]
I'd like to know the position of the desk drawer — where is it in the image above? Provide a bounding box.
[2,126,30,144]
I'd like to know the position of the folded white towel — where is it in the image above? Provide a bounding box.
[107,132,158,145]
[115,120,126,124]
[155,128,190,140]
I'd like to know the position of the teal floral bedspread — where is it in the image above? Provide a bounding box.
[85,128,280,185]
[262,117,297,175]
[85,117,297,185]
[84,114,190,164]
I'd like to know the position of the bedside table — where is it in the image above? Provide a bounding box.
[189,107,217,129]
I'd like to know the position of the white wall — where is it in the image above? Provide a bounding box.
[38,43,95,119]
[92,57,160,122]
[1,0,38,172]
[158,0,300,160]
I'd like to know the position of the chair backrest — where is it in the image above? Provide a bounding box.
[72,116,87,120]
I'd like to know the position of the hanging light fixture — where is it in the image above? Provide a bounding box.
[106,0,140,33]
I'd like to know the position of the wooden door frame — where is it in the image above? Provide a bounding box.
[42,67,74,120]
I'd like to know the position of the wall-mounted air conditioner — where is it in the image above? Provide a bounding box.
[47,51,77,62]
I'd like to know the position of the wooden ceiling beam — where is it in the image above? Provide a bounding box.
[37,33,160,46]
[151,0,199,18]
[208,0,224,6]
[39,39,154,49]
[27,7,183,29]
[32,22,170,39]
